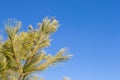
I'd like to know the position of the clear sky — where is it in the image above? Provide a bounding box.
[0,0,120,80]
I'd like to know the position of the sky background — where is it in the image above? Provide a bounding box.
[0,0,120,80]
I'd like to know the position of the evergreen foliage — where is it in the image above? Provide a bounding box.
[0,17,71,80]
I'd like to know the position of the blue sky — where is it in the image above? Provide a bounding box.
[0,0,120,80]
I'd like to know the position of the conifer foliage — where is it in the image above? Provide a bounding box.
[0,17,71,80]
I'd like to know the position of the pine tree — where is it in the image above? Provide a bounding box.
[0,17,71,80]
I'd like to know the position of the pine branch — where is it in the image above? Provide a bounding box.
[23,18,58,74]
[4,19,22,79]
[0,17,71,80]
[11,39,21,74]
